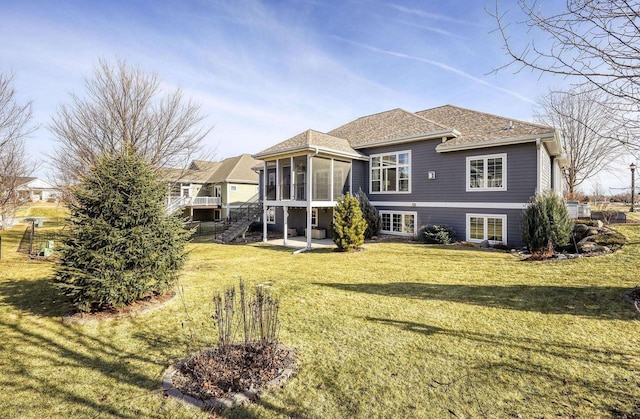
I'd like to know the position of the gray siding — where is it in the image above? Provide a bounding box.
[375,204,524,247]
[358,141,538,203]
[351,160,368,194]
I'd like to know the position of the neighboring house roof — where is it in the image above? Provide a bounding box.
[15,177,57,190]
[253,129,365,159]
[162,154,260,185]
[14,176,37,187]
[328,108,453,148]
[254,104,561,160]
[207,153,261,184]
[416,105,558,152]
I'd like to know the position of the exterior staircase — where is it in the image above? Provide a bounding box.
[165,196,186,215]
[218,195,262,243]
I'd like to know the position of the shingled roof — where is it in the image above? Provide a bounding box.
[254,129,363,159]
[161,154,259,184]
[416,105,556,151]
[254,105,560,160]
[328,108,451,148]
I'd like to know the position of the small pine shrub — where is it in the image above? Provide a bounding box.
[421,224,456,244]
[521,191,572,258]
[357,188,381,239]
[54,147,190,312]
[330,192,367,251]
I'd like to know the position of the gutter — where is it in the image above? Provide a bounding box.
[436,133,557,153]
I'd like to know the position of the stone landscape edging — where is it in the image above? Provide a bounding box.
[162,345,297,411]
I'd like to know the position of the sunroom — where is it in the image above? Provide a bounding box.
[254,129,367,249]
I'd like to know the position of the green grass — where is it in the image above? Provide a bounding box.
[1,216,639,418]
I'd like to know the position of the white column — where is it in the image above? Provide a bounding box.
[283,206,288,246]
[262,161,268,243]
[306,154,313,250]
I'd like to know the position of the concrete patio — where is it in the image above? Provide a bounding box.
[262,236,336,250]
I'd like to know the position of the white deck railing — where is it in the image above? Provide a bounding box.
[167,195,221,208]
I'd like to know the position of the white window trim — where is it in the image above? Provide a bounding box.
[311,208,318,227]
[466,213,507,244]
[369,150,412,194]
[466,153,507,192]
[380,210,417,236]
[266,207,276,225]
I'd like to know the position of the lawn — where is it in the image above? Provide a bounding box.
[0,211,639,418]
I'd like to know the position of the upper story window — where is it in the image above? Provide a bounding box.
[466,153,507,192]
[370,151,411,193]
[230,185,237,192]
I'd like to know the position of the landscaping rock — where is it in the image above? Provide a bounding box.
[573,223,590,240]
[479,240,490,248]
[586,227,600,236]
[594,220,604,228]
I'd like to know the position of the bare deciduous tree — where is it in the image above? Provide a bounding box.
[491,0,640,148]
[0,73,34,230]
[50,59,211,184]
[535,87,620,199]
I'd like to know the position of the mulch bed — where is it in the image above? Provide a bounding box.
[62,291,176,324]
[171,343,295,402]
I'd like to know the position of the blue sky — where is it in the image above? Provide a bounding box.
[0,0,630,193]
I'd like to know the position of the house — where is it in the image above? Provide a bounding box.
[162,153,261,221]
[253,105,567,248]
[15,177,62,201]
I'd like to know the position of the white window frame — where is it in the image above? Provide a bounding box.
[370,150,411,194]
[266,207,276,224]
[311,208,318,227]
[380,210,417,236]
[466,213,507,244]
[466,153,507,192]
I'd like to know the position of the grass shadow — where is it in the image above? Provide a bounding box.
[315,282,635,320]
[0,315,168,418]
[366,317,637,408]
[0,277,70,317]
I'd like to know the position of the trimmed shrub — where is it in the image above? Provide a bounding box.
[54,147,190,312]
[357,188,381,239]
[421,224,457,244]
[521,191,572,258]
[330,192,367,251]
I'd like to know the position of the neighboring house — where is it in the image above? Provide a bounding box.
[253,105,568,248]
[15,177,62,201]
[162,153,261,221]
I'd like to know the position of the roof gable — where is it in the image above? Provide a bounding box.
[254,129,362,158]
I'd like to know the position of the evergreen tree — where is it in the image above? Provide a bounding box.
[357,188,381,239]
[330,192,367,252]
[521,191,572,258]
[54,147,190,312]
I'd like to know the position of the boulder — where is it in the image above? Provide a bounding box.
[573,223,590,240]
[594,220,604,228]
